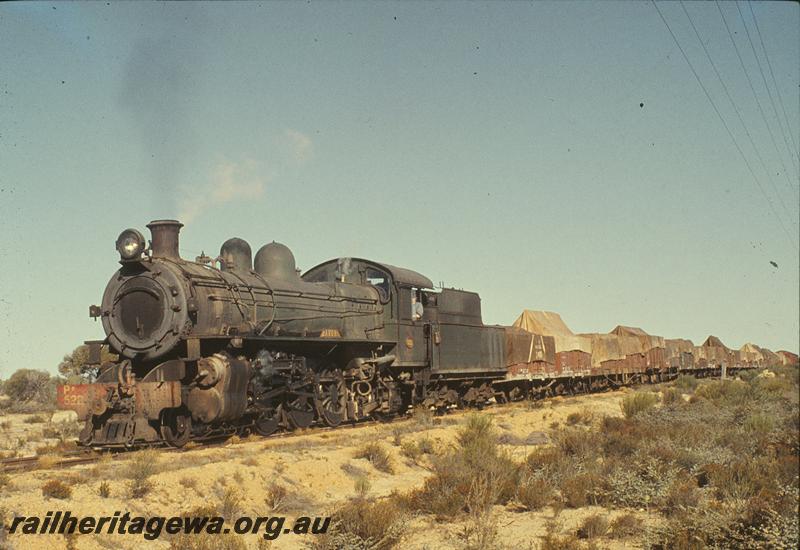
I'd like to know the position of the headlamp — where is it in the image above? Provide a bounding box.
[115,229,145,260]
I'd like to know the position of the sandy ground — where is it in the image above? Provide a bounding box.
[0,389,656,549]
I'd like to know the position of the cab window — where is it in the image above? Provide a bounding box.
[365,267,390,303]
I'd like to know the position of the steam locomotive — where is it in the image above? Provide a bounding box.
[57,220,768,448]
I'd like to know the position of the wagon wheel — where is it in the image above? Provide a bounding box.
[315,378,347,427]
[160,409,192,448]
[254,405,280,437]
[284,393,315,429]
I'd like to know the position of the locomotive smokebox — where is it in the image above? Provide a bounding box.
[147,220,183,260]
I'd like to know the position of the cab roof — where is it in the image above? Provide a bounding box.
[303,257,433,289]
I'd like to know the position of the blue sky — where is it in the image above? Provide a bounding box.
[1,1,798,378]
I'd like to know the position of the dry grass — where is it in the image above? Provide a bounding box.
[126,449,160,498]
[36,454,60,470]
[354,476,371,498]
[340,461,368,478]
[576,514,609,539]
[0,472,11,491]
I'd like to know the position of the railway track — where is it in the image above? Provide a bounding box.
[0,410,416,474]
[0,372,726,475]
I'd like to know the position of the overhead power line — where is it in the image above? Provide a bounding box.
[748,0,799,166]
[650,0,797,250]
[679,1,796,228]
[737,1,800,174]
[716,0,799,199]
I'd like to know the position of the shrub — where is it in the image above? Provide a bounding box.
[606,456,678,508]
[459,509,499,550]
[400,440,422,462]
[37,454,60,470]
[265,481,315,513]
[219,486,242,520]
[661,477,700,512]
[24,414,48,424]
[516,475,554,510]
[309,498,403,550]
[553,427,603,459]
[706,459,776,501]
[168,505,248,550]
[404,414,519,517]
[744,412,776,434]
[98,481,111,498]
[265,482,288,511]
[42,479,72,499]
[566,408,594,426]
[661,387,681,405]
[576,514,609,539]
[417,436,435,454]
[609,513,641,538]
[694,380,749,403]
[561,472,606,507]
[354,442,395,474]
[621,392,659,418]
[674,375,698,391]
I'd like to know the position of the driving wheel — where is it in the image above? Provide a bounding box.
[284,393,315,429]
[316,378,347,427]
[160,409,192,448]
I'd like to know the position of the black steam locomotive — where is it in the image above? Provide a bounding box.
[59,220,508,447]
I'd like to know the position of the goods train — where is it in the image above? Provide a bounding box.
[57,220,785,448]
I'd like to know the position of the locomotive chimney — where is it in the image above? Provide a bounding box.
[147,220,183,260]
